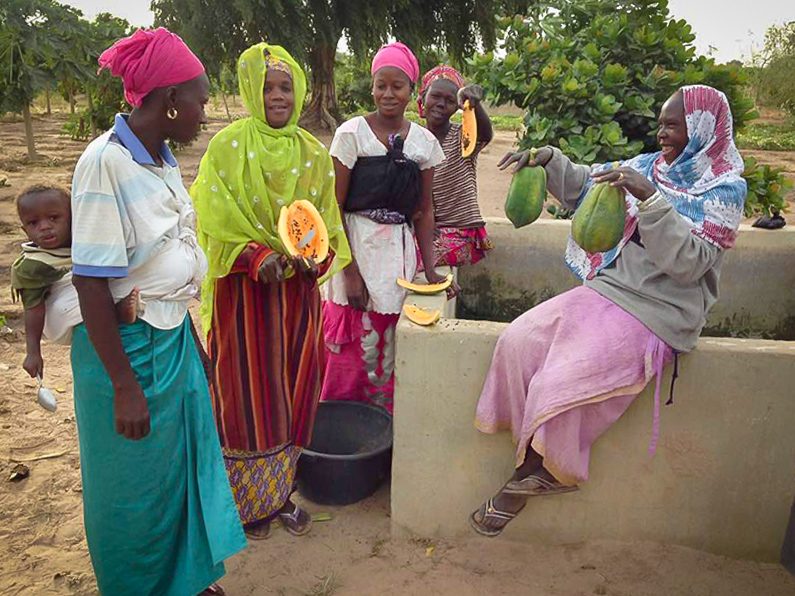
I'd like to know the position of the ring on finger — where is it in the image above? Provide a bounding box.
[618,172,625,181]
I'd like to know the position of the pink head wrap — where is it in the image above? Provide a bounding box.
[371,42,420,84]
[99,27,205,108]
[417,65,465,117]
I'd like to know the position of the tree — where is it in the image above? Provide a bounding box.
[61,13,131,141]
[0,0,63,159]
[151,0,536,131]
[470,0,757,163]
[469,0,789,219]
[752,21,795,118]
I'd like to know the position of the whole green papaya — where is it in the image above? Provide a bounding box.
[571,182,626,253]
[504,166,547,228]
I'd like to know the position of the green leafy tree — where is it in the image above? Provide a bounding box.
[469,0,787,218]
[0,0,63,159]
[151,0,536,130]
[470,0,757,164]
[752,21,795,118]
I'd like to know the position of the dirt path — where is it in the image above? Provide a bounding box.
[1,111,794,595]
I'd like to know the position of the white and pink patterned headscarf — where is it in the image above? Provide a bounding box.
[566,84,747,281]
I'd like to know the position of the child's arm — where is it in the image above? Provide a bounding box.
[22,302,45,379]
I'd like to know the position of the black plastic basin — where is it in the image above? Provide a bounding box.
[297,401,393,505]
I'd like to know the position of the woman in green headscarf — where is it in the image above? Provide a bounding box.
[191,43,351,539]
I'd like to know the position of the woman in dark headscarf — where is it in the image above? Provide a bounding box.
[70,28,245,596]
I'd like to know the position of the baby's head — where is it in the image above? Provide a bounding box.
[16,184,71,250]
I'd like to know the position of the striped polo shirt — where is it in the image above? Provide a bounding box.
[70,114,198,329]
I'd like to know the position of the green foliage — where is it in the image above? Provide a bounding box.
[0,0,62,114]
[62,71,126,141]
[152,0,536,127]
[335,53,375,115]
[469,0,757,165]
[751,22,795,118]
[741,157,792,218]
[58,13,130,141]
[736,122,795,152]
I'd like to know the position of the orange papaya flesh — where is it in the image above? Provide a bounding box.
[571,182,626,253]
[504,165,547,228]
[277,199,330,262]
[396,274,453,294]
[461,100,477,158]
[403,304,441,326]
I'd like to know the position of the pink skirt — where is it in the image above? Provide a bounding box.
[320,301,399,414]
[417,226,493,270]
[475,286,672,485]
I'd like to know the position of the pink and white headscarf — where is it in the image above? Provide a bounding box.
[99,27,205,108]
[566,84,747,281]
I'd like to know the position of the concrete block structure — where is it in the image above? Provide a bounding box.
[393,218,795,561]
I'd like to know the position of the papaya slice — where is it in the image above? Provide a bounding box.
[277,199,330,262]
[403,304,441,326]
[461,99,477,158]
[396,273,453,294]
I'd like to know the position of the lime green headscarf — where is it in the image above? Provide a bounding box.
[190,43,351,333]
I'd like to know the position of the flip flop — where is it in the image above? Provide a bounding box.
[278,504,313,537]
[202,584,226,595]
[468,498,526,537]
[244,519,271,541]
[502,473,579,497]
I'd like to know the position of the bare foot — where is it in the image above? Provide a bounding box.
[115,288,141,325]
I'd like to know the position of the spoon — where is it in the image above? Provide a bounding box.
[36,375,57,412]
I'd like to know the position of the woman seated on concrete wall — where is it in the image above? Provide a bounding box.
[470,85,747,537]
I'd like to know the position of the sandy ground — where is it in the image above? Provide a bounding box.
[1,105,795,595]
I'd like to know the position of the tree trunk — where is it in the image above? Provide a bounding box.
[45,86,51,116]
[299,40,341,133]
[69,88,76,115]
[221,93,231,121]
[86,87,97,139]
[22,103,37,161]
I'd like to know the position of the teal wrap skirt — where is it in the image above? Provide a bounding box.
[71,318,246,596]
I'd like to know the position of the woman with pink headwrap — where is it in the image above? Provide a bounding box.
[70,28,245,596]
[321,42,454,414]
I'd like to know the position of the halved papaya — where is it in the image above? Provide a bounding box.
[396,273,453,294]
[461,99,477,158]
[403,304,441,326]
[277,199,329,262]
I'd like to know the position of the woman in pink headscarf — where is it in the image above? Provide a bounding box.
[321,42,454,414]
[70,27,245,596]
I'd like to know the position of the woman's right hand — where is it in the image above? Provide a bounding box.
[114,381,150,441]
[258,253,286,284]
[498,146,553,174]
[344,267,369,311]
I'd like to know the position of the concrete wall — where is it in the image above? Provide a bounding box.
[458,218,795,339]
[393,289,795,561]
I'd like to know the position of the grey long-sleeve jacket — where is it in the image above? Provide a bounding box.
[544,148,724,352]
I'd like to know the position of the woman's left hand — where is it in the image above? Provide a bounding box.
[458,84,484,109]
[294,256,319,282]
[590,167,656,202]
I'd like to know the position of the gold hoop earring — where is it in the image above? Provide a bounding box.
[167,107,178,120]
